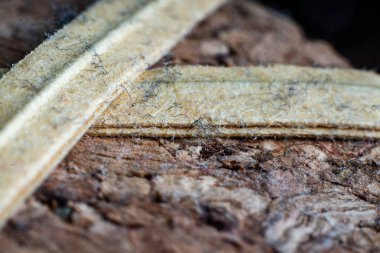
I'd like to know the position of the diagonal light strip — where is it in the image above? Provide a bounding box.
[0,0,226,228]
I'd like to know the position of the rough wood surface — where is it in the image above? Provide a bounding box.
[0,0,96,68]
[0,0,226,229]
[0,1,379,253]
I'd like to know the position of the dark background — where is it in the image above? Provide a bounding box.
[1,0,379,71]
[259,0,380,71]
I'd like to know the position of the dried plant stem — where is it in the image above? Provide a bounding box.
[0,0,226,228]
[92,65,380,139]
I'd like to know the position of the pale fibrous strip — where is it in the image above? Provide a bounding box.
[0,0,226,228]
[0,0,155,127]
[92,65,380,139]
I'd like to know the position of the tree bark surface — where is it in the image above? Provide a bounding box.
[1,1,379,253]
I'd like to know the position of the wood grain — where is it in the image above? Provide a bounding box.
[1,1,379,252]
[0,0,226,228]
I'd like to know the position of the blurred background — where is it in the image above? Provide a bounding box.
[259,0,379,71]
[0,0,379,71]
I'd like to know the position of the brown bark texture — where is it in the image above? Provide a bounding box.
[1,1,379,253]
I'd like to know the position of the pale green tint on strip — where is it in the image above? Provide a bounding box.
[0,0,154,127]
[0,0,226,228]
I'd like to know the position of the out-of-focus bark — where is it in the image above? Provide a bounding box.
[1,1,378,253]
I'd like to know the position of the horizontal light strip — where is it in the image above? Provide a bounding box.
[0,0,226,228]
[92,65,380,139]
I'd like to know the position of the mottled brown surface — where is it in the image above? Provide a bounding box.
[1,138,379,253]
[0,0,96,68]
[1,0,379,253]
[166,0,349,68]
